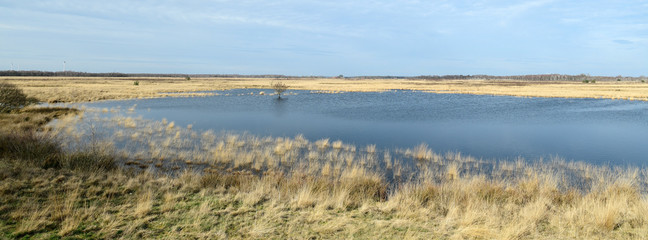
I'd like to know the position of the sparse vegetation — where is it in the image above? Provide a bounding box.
[133,80,139,86]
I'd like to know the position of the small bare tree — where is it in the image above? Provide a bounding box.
[271,81,288,99]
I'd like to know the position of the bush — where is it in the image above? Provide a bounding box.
[133,81,139,86]
[185,76,191,80]
[582,80,589,83]
[0,131,116,171]
[0,131,62,169]
[271,82,288,99]
[0,82,37,113]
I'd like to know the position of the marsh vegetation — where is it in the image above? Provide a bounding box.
[2,106,645,238]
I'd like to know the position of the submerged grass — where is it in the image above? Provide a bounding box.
[2,106,648,239]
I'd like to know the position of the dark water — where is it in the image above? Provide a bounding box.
[81,89,648,165]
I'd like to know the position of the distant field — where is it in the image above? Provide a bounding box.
[2,76,647,103]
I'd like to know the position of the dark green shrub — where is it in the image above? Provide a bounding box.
[0,131,116,171]
[0,82,37,113]
[582,80,589,83]
[133,81,139,86]
[0,131,62,168]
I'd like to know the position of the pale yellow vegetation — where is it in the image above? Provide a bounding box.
[3,76,647,103]
[2,108,639,238]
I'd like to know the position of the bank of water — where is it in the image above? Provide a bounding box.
[75,89,648,165]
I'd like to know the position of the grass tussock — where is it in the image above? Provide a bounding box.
[2,107,648,239]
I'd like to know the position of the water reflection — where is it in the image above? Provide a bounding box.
[272,97,287,117]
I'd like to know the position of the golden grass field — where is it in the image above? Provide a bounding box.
[1,77,648,238]
[2,76,647,103]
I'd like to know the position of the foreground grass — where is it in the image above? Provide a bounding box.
[1,108,648,239]
[2,153,647,239]
[3,76,648,103]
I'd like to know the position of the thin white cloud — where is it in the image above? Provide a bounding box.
[464,0,554,26]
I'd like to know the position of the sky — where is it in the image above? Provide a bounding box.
[1,0,647,76]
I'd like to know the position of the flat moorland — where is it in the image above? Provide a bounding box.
[3,76,647,103]
[1,79,648,239]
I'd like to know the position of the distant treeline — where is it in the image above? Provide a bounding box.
[0,71,296,78]
[0,71,130,77]
[0,70,645,81]
[361,74,645,81]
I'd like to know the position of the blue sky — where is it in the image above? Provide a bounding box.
[1,0,647,76]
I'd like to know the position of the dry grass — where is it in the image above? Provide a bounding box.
[1,108,638,238]
[2,155,647,239]
[0,106,77,132]
[3,76,648,103]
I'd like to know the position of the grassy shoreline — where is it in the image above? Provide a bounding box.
[1,106,647,239]
[3,76,648,103]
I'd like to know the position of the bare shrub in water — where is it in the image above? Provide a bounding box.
[271,81,288,99]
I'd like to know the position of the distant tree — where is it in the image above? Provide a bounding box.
[0,82,38,113]
[271,81,288,99]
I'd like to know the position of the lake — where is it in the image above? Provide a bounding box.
[78,89,648,165]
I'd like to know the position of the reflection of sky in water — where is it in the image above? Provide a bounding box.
[76,90,648,165]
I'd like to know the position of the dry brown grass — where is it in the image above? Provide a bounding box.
[3,109,638,238]
[2,157,647,239]
[3,76,648,103]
